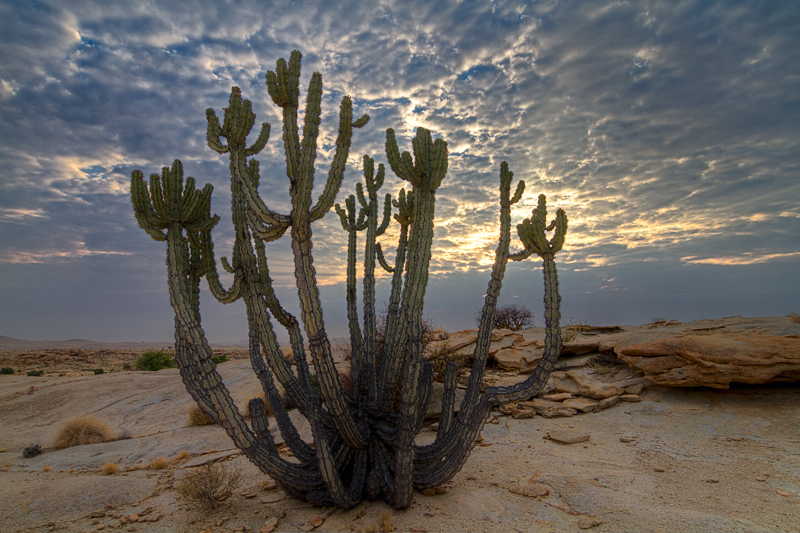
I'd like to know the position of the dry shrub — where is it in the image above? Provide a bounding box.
[53,415,115,449]
[100,462,118,475]
[187,404,216,426]
[174,450,191,462]
[380,510,393,532]
[147,456,170,470]
[176,461,242,511]
[42,465,52,472]
[789,312,800,324]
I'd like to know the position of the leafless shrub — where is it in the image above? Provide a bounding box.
[789,312,800,324]
[100,462,118,475]
[176,461,242,511]
[476,304,534,331]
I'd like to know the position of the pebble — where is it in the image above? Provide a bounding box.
[777,490,791,497]
[259,516,279,533]
[619,436,636,443]
[653,467,666,472]
[619,394,641,402]
[705,479,720,483]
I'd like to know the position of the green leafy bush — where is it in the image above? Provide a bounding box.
[210,354,229,365]
[135,349,176,371]
[1,367,14,375]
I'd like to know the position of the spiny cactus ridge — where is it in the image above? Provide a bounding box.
[130,51,568,509]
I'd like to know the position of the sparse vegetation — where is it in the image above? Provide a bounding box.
[42,465,52,472]
[188,404,216,426]
[147,456,170,470]
[1,367,14,375]
[93,368,104,375]
[26,370,43,377]
[210,354,229,365]
[428,341,471,382]
[586,355,616,374]
[134,349,176,371]
[477,303,534,331]
[789,312,800,324]
[100,462,118,475]
[176,461,242,511]
[53,415,115,449]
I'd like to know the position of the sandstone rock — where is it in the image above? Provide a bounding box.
[493,347,543,373]
[615,332,800,388]
[518,399,576,418]
[561,339,599,355]
[597,396,620,410]
[619,394,641,402]
[546,430,590,444]
[488,334,523,355]
[511,408,536,419]
[553,370,621,399]
[562,398,598,412]
[542,392,573,401]
[623,383,646,395]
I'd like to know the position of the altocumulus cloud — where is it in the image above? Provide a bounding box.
[0,0,798,342]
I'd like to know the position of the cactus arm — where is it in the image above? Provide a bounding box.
[392,353,425,508]
[375,243,394,273]
[339,195,365,394]
[198,231,242,304]
[436,362,459,439]
[245,122,270,156]
[309,98,368,223]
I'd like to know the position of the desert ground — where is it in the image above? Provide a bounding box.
[0,316,798,533]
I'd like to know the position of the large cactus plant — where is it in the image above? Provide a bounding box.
[130,51,568,509]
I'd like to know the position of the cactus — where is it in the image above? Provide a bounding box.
[130,51,568,509]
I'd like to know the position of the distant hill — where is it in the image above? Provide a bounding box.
[0,335,176,351]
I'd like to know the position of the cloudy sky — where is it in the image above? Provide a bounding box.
[1,0,798,343]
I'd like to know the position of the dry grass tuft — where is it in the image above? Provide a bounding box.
[176,461,242,511]
[174,450,191,462]
[53,415,115,449]
[100,462,118,475]
[42,465,52,472]
[147,456,170,470]
[380,510,393,532]
[187,404,216,426]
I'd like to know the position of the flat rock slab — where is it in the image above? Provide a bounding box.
[615,331,800,388]
[0,470,157,531]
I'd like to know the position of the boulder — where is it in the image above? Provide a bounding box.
[552,369,622,399]
[563,397,598,412]
[492,347,543,373]
[614,332,800,388]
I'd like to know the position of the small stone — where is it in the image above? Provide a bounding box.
[653,467,666,472]
[92,519,100,525]
[512,408,536,419]
[260,516,279,533]
[777,490,791,497]
[262,479,277,490]
[547,430,590,445]
[92,511,106,518]
[235,526,246,532]
[128,515,139,522]
[216,520,225,526]
[624,383,645,395]
[499,403,517,415]
[619,394,641,402]
[435,486,448,494]
[578,517,603,529]
[421,488,437,496]
[543,392,573,401]
[97,526,106,531]
[705,479,720,483]
[311,517,324,527]
[563,398,598,413]
[755,476,767,482]
[619,436,636,443]
[597,396,620,410]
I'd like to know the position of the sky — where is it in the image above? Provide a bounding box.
[1,0,798,344]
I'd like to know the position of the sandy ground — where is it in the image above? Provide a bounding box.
[0,348,799,532]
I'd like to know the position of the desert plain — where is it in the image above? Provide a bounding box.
[0,315,798,533]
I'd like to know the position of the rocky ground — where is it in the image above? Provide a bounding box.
[0,316,799,532]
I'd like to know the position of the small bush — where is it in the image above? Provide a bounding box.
[1,367,14,375]
[122,364,132,371]
[93,368,104,375]
[211,354,229,365]
[53,415,115,449]
[147,456,170,470]
[134,349,176,371]
[586,355,616,374]
[176,461,242,511]
[429,342,470,382]
[100,462,118,475]
[188,404,216,426]
[23,444,42,458]
[27,370,43,377]
[789,312,800,324]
